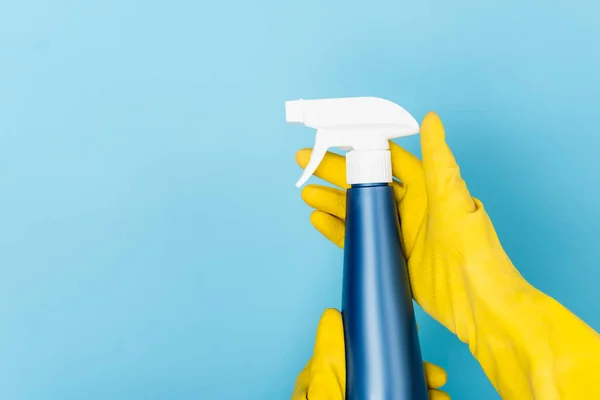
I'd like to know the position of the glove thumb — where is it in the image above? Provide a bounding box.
[307,309,346,400]
[421,112,476,213]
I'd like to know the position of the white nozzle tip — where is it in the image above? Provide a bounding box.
[294,177,307,188]
[285,100,304,124]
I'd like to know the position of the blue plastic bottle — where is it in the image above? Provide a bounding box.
[343,183,427,399]
[286,96,427,399]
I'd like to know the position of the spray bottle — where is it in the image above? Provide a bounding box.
[286,97,428,400]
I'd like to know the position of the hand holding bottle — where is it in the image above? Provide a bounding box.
[291,309,449,400]
[295,112,600,399]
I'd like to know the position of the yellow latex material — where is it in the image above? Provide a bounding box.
[292,309,450,400]
[294,112,600,399]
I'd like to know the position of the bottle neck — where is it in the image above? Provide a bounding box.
[346,149,392,185]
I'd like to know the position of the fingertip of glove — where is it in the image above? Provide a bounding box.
[309,209,324,225]
[313,308,344,364]
[296,148,312,168]
[300,184,318,203]
[422,111,442,127]
[309,210,345,248]
[316,309,343,338]
[309,210,327,234]
[320,308,342,325]
[421,112,445,141]
[424,362,448,388]
[429,389,451,400]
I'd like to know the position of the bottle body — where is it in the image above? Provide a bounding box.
[342,183,428,400]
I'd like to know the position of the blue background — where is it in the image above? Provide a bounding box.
[1,0,599,399]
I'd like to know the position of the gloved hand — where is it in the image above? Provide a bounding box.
[296,112,600,399]
[292,309,449,400]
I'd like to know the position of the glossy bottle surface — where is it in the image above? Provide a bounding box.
[342,183,428,400]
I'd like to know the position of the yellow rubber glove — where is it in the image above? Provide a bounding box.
[292,309,450,400]
[296,112,600,399]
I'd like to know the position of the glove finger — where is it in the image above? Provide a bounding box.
[392,181,407,203]
[306,378,345,400]
[420,112,476,213]
[310,309,346,398]
[390,141,425,186]
[424,361,448,389]
[296,149,349,189]
[429,389,452,400]
[310,211,345,248]
[302,185,346,220]
[302,183,407,220]
[291,358,312,400]
[312,309,345,366]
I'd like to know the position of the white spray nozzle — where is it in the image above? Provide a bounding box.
[285,101,304,124]
[285,97,420,188]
